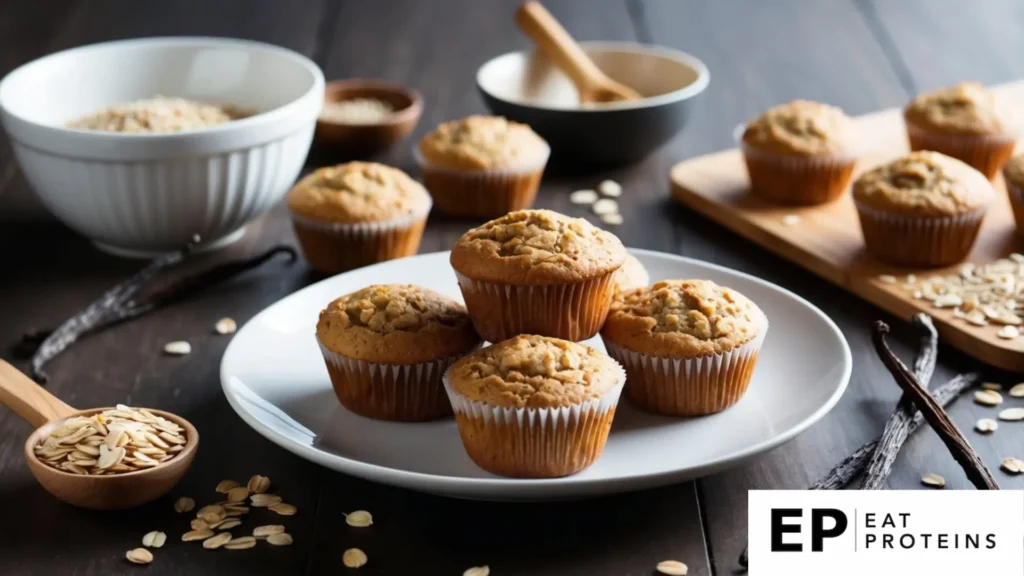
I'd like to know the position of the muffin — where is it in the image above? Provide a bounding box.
[601,280,767,417]
[904,82,1018,180]
[415,115,550,218]
[450,209,626,342]
[1003,154,1024,233]
[853,151,994,267]
[287,162,432,275]
[614,253,650,293]
[742,100,857,205]
[316,284,480,421]
[443,335,625,477]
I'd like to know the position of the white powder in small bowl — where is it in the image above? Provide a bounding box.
[319,98,395,125]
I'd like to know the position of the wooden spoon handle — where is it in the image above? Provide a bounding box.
[515,1,605,92]
[0,360,76,428]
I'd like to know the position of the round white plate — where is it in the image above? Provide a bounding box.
[221,249,851,501]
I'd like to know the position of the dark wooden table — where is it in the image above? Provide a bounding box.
[1,1,1021,574]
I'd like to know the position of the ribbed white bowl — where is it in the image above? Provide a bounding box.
[0,37,324,256]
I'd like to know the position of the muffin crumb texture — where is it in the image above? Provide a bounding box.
[450,209,625,283]
[68,96,250,133]
[287,162,429,223]
[905,82,1007,135]
[447,335,622,408]
[853,151,993,216]
[743,100,853,156]
[604,280,763,357]
[419,115,548,170]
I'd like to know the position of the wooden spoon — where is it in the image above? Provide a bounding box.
[515,1,642,104]
[0,359,198,510]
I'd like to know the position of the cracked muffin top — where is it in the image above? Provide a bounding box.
[852,151,994,216]
[449,209,626,284]
[602,280,766,357]
[743,100,855,156]
[418,115,549,171]
[317,284,479,364]
[287,162,430,224]
[904,82,1011,136]
[445,335,623,408]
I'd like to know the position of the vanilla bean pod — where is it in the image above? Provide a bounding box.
[860,314,938,490]
[25,244,296,382]
[872,321,999,490]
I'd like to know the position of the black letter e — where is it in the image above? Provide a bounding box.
[771,509,802,552]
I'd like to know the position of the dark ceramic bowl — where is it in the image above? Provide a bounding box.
[476,42,709,166]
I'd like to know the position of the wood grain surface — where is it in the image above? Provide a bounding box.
[0,1,1021,575]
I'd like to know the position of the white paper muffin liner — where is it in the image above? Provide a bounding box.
[602,312,768,417]
[442,363,625,478]
[317,338,470,422]
[454,271,617,343]
[741,140,857,205]
[413,145,550,218]
[289,199,431,274]
[854,200,988,267]
[905,120,1017,180]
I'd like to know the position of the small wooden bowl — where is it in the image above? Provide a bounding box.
[24,407,199,510]
[315,79,423,155]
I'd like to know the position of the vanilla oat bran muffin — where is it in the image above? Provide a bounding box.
[601,279,767,416]
[444,335,624,477]
[742,100,857,205]
[614,253,650,293]
[287,162,431,274]
[852,151,993,267]
[904,82,1017,179]
[450,209,626,342]
[1002,153,1024,234]
[316,284,479,421]
[416,115,550,217]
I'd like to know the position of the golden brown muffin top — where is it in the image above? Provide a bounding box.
[904,82,1008,136]
[852,151,994,216]
[446,335,623,408]
[742,100,854,156]
[602,280,764,357]
[1004,153,1024,189]
[316,284,479,364]
[450,209,626,284]
[418,115,549,170]
[614,253,650,293]
[287,162,430,224]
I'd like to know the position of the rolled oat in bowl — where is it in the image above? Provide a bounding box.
[68,96,252,133]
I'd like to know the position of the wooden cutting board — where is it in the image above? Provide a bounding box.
[670,80,1024,371]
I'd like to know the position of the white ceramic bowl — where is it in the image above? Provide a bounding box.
[477,42,709,165]
[0,37,324,256]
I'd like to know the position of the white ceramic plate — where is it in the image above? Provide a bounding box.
[221,250,851,501]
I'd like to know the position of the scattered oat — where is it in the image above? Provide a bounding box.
[598,179,622,197]
[250,494,282,508]
[182,529,214,542]
[215,317,238,335]
[463,567,490,576]
[227,486,250,503]
[1010,383,1024,398]
[1002,457,1024,474]
[142,531,167,548]
[247,475,271,494]
[345,510,373,528]
[878,274,897,284]
[223,504,250,517]
[224,536,257,550]
[981,382,1003,391]
[175,497,195,513]
[269,503,297,516]
[656,560,689,575]
[600,213,623,226]
[216,479,239,493]
[343,548,368,568]
[197,504,226,524]
[974,390,1004,406]
[191,519,210,531]
[902,256,1024,333]
[164,341,191,355]
[999,407,1024,421]
[253,525,286,539]
[202,532,233,550]
[592,198,618,215]
[216,519,242,531]
[126,548,154,565]
[267,533,294,546]
[781,214,800,226]
[569,189,598,204]
[921,473,946,488]
[976,418,998,433]
[998,325,1020,339]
